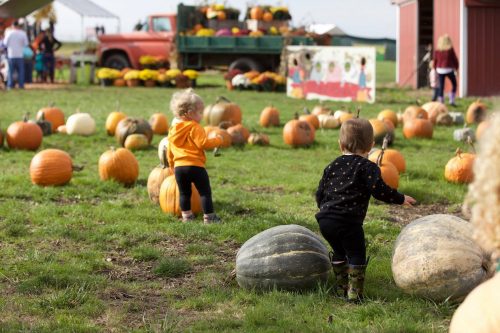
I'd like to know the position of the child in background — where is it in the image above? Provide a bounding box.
[34,45,45,82]
[167,88,223,223]
[429,60,439,101]
[315,118,415,302]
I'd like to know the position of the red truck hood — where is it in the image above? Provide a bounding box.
[98,32,173,42]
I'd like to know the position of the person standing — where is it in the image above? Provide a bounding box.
[3,20,29,89]
[434,34,459,107]
[40,29,62,83]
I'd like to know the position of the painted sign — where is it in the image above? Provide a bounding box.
[287,46,376,103]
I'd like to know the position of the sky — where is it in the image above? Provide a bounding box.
[48,0,397,42]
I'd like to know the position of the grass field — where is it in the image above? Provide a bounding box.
[0,68,492,332]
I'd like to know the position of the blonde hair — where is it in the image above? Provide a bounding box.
[437,34,453,51]
[339,118,374,154]
[170,88,204,118]
[464,112,500,264]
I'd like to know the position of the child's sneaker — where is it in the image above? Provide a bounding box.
[181,213,195,222]
[203,214,221,224]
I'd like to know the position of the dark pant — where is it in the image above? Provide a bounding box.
[438,71,457,98]
[174,166,214,214]
[7,58,25,88]
[43,53,55,83]
[318,217,366,265]
[432,87,439,101]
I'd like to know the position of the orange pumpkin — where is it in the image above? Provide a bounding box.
[207,128,232,148]
[338,111,354,124]
[36,105,65,131]
[369,149,406,174]
[124,134,149,150]
[369,119,393,144]
[113,78,126,87]
[105,111,127,136]
[98,147,139,186]
[250,6,264,20]
[248,133,270,146]
[203,96,242,127]
[422,102,448,124]
[476,120,491,140]
[6,115,43,150]
[159,175,202,217]
[283,115,315,147]
[262,11,273,22]
[30,149,74,186]
[217,10,226,20]
[312,104,331,116]
[149,113,169,135]
[466,100,487,124]
[147,146,174,204]
[403,118,433,139]
[403,105,428,124]
[377,109,398,127]
[299,112,320,130]
[444,148,475,184]
[375,149,400,189]
[260,106,280,127]
[227,124,250,145]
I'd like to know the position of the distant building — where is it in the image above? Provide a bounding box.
[392,0,500,97]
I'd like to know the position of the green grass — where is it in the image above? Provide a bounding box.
[0,65,492,332]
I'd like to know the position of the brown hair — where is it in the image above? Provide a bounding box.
[339,118,374,154]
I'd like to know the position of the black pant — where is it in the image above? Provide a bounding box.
[438,71,457,98]
[318,217,366,265]
[174,166,214,214]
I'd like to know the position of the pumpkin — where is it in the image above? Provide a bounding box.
[299,110,320,130]
[369,148,406,174]
[35,111,52,136]
[159,175,202,217]
[250,6,264,20]
[377,109,398,127]
[113,78,126,87]
[57,125,67,134]
[466,100,487,124]
[259,106,280,127]
[157,137,169,161]
[402,105,428,124]
[445,148,476,184]
[236,224,331,291]
[262,11,273,22]
[30,149,74,186]
[124,134,149,150]
[98,147,139,186]
[449,111,465,125]
[374,148,399,189]
[436,112,453,126]
[449,273,500,333]
[317,113,340,129]
[247,133,270,146]
[421,102,448,124]
[66,112,96,136]
[149,113,169,135]
[115,117,153,147]
[105,111,127,136]
[283,114,315,147]
[453,127,475,142]
[6,115,43,150]
[392,214,491,302]
[369,119,393,145]
[207,128,232,148]
[36,104,65,130]
[476,120,491,141]
[334,110,354,124]
[203,96,242,127]
[312,104,331,116]
[227,124,250,145]
[403,118,433,139]
[147,145,174,204]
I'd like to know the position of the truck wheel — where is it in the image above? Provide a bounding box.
[229,58,263,73]
[103,54,130,70]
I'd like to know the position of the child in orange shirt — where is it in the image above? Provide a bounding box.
[167,89,223,223]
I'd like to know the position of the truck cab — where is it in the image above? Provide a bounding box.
[97,14,176,69]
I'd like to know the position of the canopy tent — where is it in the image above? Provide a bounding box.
[306,24,346,36]
[0,0,51,18]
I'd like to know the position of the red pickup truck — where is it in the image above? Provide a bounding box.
[97,14,176,69]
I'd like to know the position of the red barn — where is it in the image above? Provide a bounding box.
[393,0,500,97]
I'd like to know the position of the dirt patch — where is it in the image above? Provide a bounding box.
[386,203,467,226]
[25,83,70,90]
[243,185,285,195]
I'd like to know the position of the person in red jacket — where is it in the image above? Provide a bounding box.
[433,34,459,107]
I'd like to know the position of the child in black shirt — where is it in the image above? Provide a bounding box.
[315,118,415,302]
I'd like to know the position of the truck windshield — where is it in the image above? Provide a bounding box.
[152,17,171,32]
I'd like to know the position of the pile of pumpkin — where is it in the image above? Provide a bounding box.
[96,67,198,89]
[245,6,292,21]
[225,69,286,92]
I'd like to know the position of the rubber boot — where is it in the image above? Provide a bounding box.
[449,92,457,107]
[438,95,444,103]
[329,252,348,297]
[347,264,367,303]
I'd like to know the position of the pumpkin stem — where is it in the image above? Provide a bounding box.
[23,113,30,122]
[303,107,310,115]
[416,98,421,106]
[72,165,84,172]
[49,101,55,107]
[160,145,169,168]
[455,147,462,158]
[356,108,361,118]
[39,111,45,121]
[376,147,385,167]
[217,96,231,103]
[294,112,299,120]
[467,136,476,154]
[382,134,389,150]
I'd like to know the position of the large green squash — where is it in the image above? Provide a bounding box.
[392,214,491,302]
[236,224,331,291]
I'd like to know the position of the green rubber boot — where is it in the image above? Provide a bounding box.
[347,264,367,303]
[329,252,348,297]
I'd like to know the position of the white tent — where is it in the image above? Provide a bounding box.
[306,23,346,36]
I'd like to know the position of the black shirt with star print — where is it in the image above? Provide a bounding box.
[315,154,405,224]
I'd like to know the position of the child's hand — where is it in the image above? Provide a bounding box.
[403,195,417,206]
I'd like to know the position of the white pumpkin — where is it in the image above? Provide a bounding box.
[66,112,96,136]
[333,110,347,120]
[231,74,250,88]
[317,114,340,129]
[157,137,169,162]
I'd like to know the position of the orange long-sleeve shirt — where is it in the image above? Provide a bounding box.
[167,120,222,168]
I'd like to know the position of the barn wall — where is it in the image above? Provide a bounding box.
[398,1,418,88]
